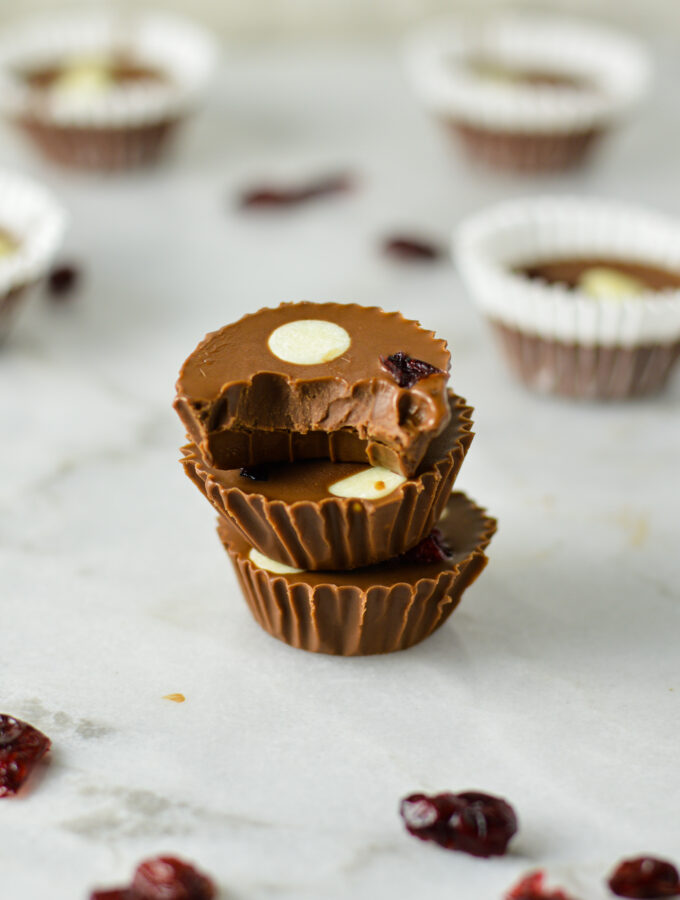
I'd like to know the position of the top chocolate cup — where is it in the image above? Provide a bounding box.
[405,12,650,173]
[174,302,451,477]
[0,9,217,171]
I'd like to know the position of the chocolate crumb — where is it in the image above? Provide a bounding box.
[380,351,444,388]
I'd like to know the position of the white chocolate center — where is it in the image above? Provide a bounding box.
[578,267,647,300]
[328,466,406,500]
[267,319,350,365]
[0,233,15,258]
[248,547,304,574]
[53,58,113,97]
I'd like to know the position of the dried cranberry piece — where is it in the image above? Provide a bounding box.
[400,790,518,857]
[608,857,680,898]
[132,857,216,900]
[401,529,452,564]
[506,870,579,900]
[239,465,269,481]
[0,714,51,797]
[379,351,444,388]
[383,235,443,262]
[47,263,80,299]
[239,172,354,208]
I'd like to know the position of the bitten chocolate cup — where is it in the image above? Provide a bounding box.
[217,492,497,656]
[182,393,473,571]
[175,302,451,477]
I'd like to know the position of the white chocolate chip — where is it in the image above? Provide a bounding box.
[267,319,350,365]
[248,547,304,574]
[53,57,113,97]
[0,233,15,258]
[578,267,647,300]
[328,466,406,500]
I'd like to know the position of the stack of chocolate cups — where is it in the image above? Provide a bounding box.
[174,302,496,656]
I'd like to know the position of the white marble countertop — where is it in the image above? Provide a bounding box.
[1,41,679,900]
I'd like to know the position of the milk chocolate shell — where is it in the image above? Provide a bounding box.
[182,393,473,570]
[16,119,179,171]
[448,122,603,173]
[218,492,497,656]
[174,302,451,477]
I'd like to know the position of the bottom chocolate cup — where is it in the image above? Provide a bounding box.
[16,117,179,171]
[489,320,680,399]
[447,121,603,173]
[218,492,497,656]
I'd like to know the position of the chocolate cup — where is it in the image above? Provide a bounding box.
[174,302,451,477]
[448,121,603,173]
[490,320,680,399]
[182,392,474,570]
[16,117,179,171]
[217,491,497,656]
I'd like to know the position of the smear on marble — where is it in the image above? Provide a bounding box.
[61,782,270,840]
[18,698,113,741]
[163,693,186,703]
[610,508,649,548]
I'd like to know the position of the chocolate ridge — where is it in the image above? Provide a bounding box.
[182,392,474,570]
[174,302,451,476]
[217,491,497,656]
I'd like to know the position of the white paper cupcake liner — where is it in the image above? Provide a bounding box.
[0,8,218,129]
[405,12,651,134]
[0,168,66,341]
[454,197,680,348]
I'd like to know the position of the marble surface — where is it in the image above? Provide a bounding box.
[1,42,679,900]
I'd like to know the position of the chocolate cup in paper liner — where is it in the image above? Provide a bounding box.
[447,122,603,173]
[16,118,179,171]
[0,10,216,171]
[182,392,474,571]
[406,13,650,173]
[490,322,680,399]
[455,197,680,400]
[218,492,497,656]
[0,168,66,345]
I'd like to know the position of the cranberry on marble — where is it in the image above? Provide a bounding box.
[506,870,579,900]
[239,172,354,208]
[400,790,518,857]
[383,235,443,262]
[47,263,80,299]
[89,856,216,900]
[608,857,680,898]
[0,714,51,797]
